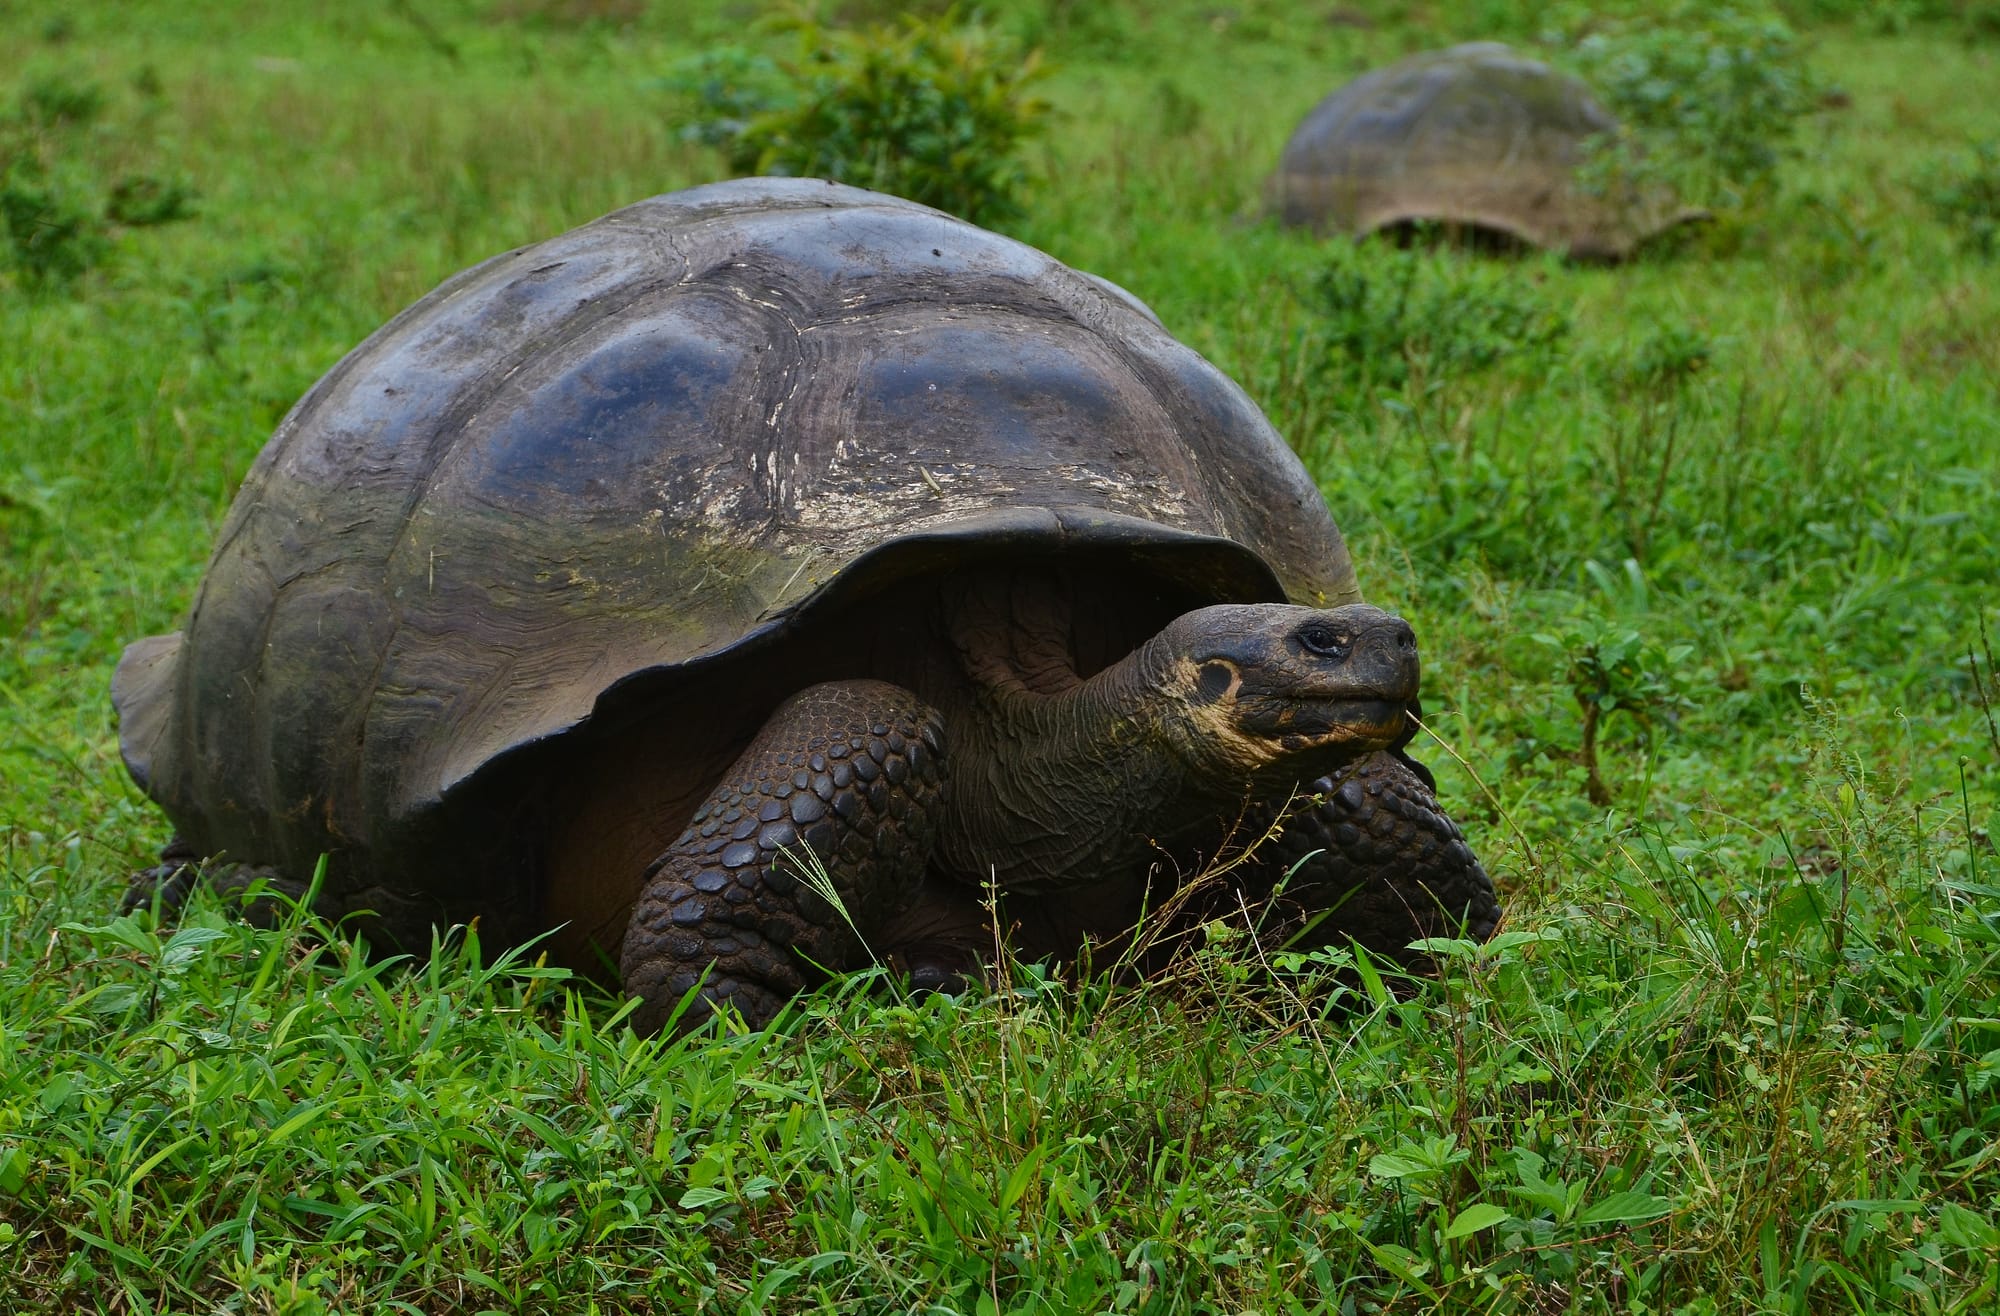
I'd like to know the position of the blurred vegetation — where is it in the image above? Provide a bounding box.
[1918,138,2000,255]
[667,8,1049,225]
[1557,4,1821,209]
[1305,239,1572,412]
[0,72,193,291]
[2,0,1997,1311]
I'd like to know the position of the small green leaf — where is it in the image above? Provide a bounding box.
[84,983,141,1016]
[0,1146,30,1196]
[37,1075,74,1113]
[1368,1151,1429,1180]
[60,916,158,957]
[1405,936,1479,958]
[1352,945,1391,1009]
[1578,1190,1673,1224]
[1360,1239,1433,1288]
[1940,1201,2000,1249]
[1000,1141,1055,1212]
[268,1102,328,1144]
[1480,929,1562,957]
[161,924,229,969]
[1444,1202,1511,1239]
[678,1185,733,1210]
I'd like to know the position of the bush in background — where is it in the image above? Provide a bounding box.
[661,46,791,150]
[670,10,1050,226]
[1556,4,1821,208]
[1918,140,2000,256]
[0,73,195,293]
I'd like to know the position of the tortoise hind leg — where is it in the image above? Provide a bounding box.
[120,836,309,928]
[620,679,947,1034]
[1256,750,1500,968]
[120,835,203,919]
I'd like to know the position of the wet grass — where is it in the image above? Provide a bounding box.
[2,1,1998,1311]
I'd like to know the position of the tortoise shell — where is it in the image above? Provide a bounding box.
[113,179,1361,924]
[1271,42,1688,260]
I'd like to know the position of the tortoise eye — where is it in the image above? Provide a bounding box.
[1298,624,1349,657]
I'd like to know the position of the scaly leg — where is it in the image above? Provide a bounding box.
[620,680,948,1032]
[1254,750,1500,967]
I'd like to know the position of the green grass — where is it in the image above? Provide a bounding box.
[3,1,1998,1311]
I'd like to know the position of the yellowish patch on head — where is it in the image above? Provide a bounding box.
[1167,655,1277,776]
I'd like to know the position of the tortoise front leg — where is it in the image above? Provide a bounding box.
[1255,750,1500,967]
[620,680,948,1033]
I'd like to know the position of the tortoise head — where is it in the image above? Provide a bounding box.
[1151,603,1421,786]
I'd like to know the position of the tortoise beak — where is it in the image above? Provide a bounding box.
[1268,697,1413,753]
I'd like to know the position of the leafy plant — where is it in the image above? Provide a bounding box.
[684,10,1051,225]
[0,73,195,292]
[1528,561,1695,806]
[17,74,106,130]
[660,45,791,149]
[1917,139,2000,257]
[103,172,197,227]
[0,166,106,289]
[1560,4,1821,206]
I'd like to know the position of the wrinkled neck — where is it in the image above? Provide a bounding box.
[938,635,1241,891]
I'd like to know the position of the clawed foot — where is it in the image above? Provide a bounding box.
[119,836,202,919]
[623,915,804,1034]
[894,943,983,996]
[1262,749,1500,964]
[118,838,306,929]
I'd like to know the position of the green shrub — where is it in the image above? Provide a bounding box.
[103,173,197,228]
[660,46,790,149]
[1559,4,1821,206]
[1917,140,2000,256]
[0,74,195,292]
[681,10,1050,226]
[0,161,106,290]
[17,74,105,130]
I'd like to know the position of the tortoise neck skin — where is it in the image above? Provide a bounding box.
[936,602,1422,895]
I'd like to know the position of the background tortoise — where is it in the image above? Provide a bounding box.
[1270,42,1691,260]
[114,178,1499,1030]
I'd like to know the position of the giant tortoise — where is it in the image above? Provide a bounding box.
[114,178,1500,1030]
[1271,42,1692,260]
